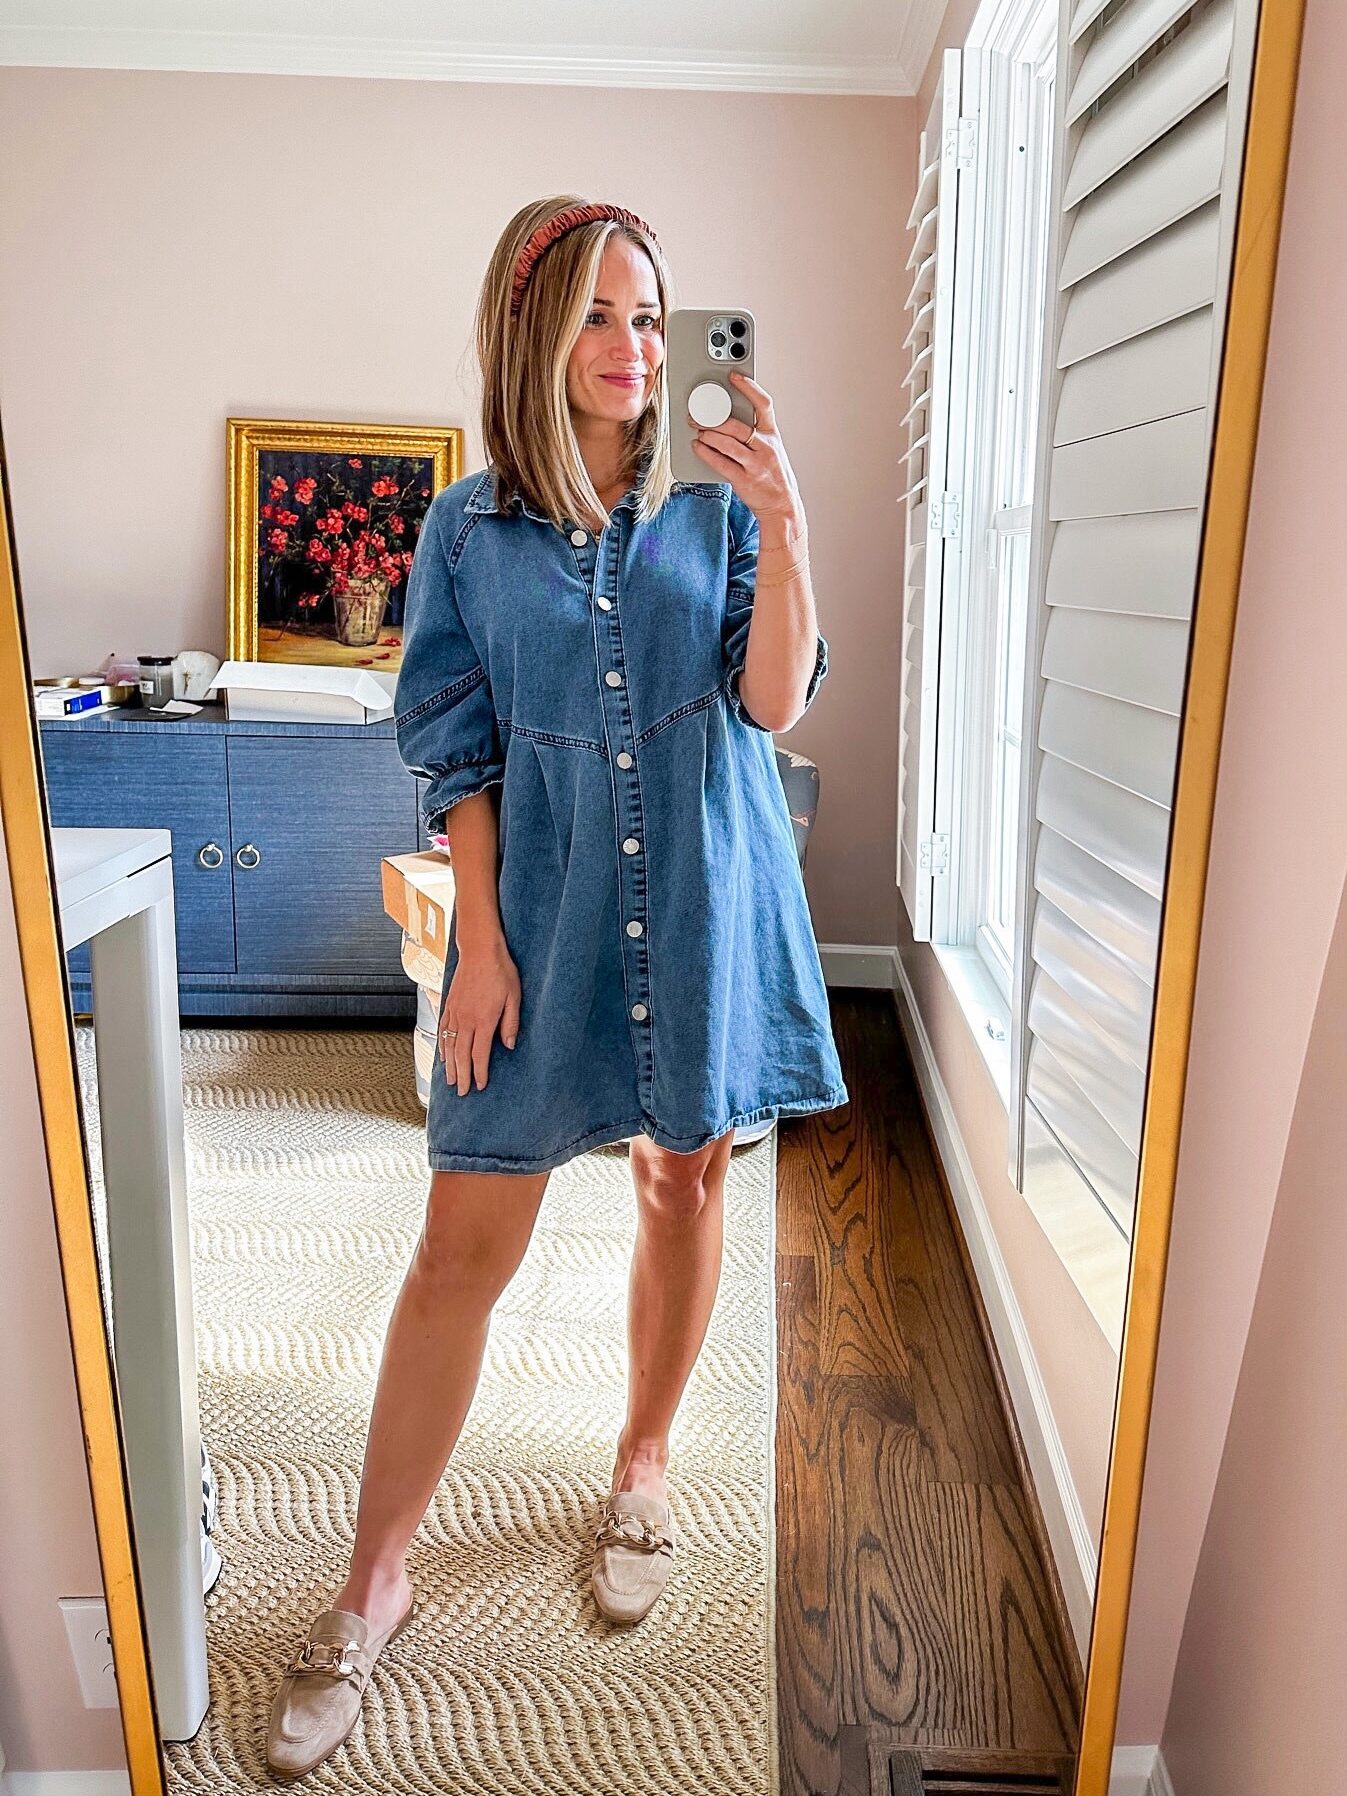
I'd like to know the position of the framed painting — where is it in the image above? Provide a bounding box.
[227,418,464,673]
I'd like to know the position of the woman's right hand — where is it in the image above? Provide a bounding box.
[439,935,521,1094]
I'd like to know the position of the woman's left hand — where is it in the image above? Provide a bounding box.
[689,372,804,530]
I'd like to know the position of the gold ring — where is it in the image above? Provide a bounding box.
[746,424,758,445]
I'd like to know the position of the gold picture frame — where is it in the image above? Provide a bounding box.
[226,417,463,674]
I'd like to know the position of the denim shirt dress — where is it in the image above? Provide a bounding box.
[393,458,850,1174]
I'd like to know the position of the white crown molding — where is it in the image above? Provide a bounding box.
[0,27,918,95]
[895,0,952,95]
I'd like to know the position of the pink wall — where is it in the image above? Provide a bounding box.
[1157,872,1347,1793]
[1113,0,1347,1746]
[0,64,912,1771]
[0,65,913,953]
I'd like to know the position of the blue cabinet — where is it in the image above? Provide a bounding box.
[40,708,424,1018]
[40,730,237,984]
[227,736,411,982]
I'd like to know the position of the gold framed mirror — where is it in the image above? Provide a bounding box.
[1071,2,1306,1786]
[0,0,1306,1788]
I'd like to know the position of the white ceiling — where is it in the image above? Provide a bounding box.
[0,0,947,95]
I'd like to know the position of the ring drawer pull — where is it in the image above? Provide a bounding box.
[235,843,262,870]
[197,842,224,869]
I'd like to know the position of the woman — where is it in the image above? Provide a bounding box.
[265,194,847,1778]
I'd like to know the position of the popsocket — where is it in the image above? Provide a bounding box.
[688,381,733,428]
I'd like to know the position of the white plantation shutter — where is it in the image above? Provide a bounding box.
[1008,0,1259,1233]
[899,49,996,938]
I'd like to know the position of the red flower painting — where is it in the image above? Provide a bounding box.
[229,420,459,673]
[257,455,429,655]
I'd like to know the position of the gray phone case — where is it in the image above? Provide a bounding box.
[666,308,756,485]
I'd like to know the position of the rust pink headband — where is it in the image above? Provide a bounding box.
[509,202,661,319]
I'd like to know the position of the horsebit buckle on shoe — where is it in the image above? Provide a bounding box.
[595,1506,673,1554]
[286,1638,360,1678]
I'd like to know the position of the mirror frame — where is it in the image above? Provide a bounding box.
[0,7,1306,1782]
[0,432,166,1785]
[1072,1,1306,1789]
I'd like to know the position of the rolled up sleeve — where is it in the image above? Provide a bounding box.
[721,493,829,732]
[394,496,505,834]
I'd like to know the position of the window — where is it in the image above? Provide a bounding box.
[901,0,1256,1329]
[897,0,1055,1083]
[967,32,1056,999]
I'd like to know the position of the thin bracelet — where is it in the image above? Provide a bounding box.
[755,549,811,591]
[755,523,809,584]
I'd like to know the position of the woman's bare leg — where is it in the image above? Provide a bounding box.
[612,1127,736,1502]
[330,1166,550,1633]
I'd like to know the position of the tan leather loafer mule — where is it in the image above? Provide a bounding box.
[591,1490,676,1625]
[265,1592,417,1778]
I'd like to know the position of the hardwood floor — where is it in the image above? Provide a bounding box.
[774,990,1082,1795]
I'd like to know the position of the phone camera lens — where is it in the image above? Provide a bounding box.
[729,342,746,359]
[729,319,747,338]
[709,331,726,348]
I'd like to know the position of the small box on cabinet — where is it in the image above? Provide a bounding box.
[206,661,394,724]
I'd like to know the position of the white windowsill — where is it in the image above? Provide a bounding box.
[931,943,1012,1108]
[929,940,1124,1342]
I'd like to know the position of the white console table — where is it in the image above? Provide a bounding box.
[53,827,208,1740]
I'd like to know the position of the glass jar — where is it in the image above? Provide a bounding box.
[137,655,178,709]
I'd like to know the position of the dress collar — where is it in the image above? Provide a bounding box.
[464,451,654,523]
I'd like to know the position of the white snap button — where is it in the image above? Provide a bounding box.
[605,670,622,687]
[626,919,644,937]
[631,1002,648,1021]
[570,528,587,545]
[616,751,633,769]
[622,837,640,854]
[689,380,734,428]
[596,595,612,611]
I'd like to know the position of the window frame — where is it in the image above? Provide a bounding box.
[934,0,1058,1049]
[970,37,1056,1002]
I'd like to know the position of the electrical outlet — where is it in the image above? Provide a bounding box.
[59,1597,120,1708]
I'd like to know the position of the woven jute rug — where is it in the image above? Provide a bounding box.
[75,1025,780,1794]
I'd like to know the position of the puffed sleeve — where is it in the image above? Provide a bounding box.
[721,491,829,732]
[394,493,506,834]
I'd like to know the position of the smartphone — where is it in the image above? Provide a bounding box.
[666,308,757,484]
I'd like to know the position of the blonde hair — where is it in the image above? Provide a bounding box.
[473,194,676,535]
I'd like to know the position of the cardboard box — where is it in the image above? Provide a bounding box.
[381,851,457,962]
[206,660,394,725]
[413,1022,436,1087]
[401,932,444,991]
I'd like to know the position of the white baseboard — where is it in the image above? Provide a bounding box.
[3,1776,132,1795]
[890,950,1098,1660]
[1110,1745,1174,1796]
[818,942,897,989]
